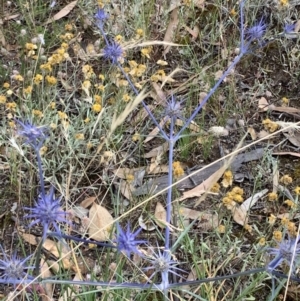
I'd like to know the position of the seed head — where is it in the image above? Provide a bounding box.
[0,248,33,286]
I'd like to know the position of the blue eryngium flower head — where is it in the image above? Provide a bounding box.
[115,223,146,257]
[95,8,108,29]
[16,120,47,150]
[103,41,123,64]
[0,248,34,286]
[266,234,300,273]
[24,186,70,241]
[246,18,267,41]
[95,8,108,22]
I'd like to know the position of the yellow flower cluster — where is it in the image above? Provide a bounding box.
[141,47,152,59]
[221,170,233,188]
[75,133,84,140]
[45,75,57,85]
[126,174,135,183]
[3,82,10,88]
[210,183,220,193]
[0,95,6,103]
[34,74,43,84]
[82,64,95,79]
[172,161,184,178]
[122,94,131,102]
[262,118,278,133]
[281,97,289,106]
[267,192,278,201]
[222,186,244,209]
[14,74,24,82]
[128,61,147,78]
[273,230,282,241]
[284,199,296,208]
[280,174,293,185]
[32,109,43,118]
[41,43,69,72]
[150,70,166,83]
[23,86,32,94]
[135,28,144,39]
[25,43,38,58]
[60,33,74,41]
[6,102,17,111]
[281,217,297,236]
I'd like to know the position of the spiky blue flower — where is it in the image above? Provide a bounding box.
[16,120,47,151]
[103,41,123,64]
[245,18,267,41]
[24,186,70,241]
[0,248,34,286]
[144,247,186,291]
[95,8,108,30]
[266,234,300,273]
[115,223,146,257]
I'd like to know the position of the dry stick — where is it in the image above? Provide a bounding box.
[282,223,300,301]
[17,121,300,297]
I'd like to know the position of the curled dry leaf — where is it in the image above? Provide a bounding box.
[258,97,269,111]
[143,141,169,158]
[45,0,78,24]
[247,127,257,140]
[230,189,268,226]
[179,207,218,231]
[138,215,155,231]
[40,257,53,300]
[43,239,71,269]
[88,203,114,241]
[80,196,96,209]
[154,202,167,229]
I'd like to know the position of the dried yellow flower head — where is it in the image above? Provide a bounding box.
[284,199,296,208]
[262,118,278,133]
[280,174,293,185]
[75,133,84,140]
[294,186,300,195]
[92,103,102,113]
[210,183,220,193]
[258,237,266,246]
[0,95,7,104]
[217,225,226,233]
[273,230,282,242]
[268,214,276,225]
[221,170,233,188]
[268,192,278,201]
[126,174,135,183]
[172,161,184,178]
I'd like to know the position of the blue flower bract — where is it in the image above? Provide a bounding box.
[284,23,295,34]
[246,18,266,41]
[16,120,47,150]
[24,186,69,241]
[0,248,34,286]
[103,41,123,64]
[116,223,146,257]
[266,235,300,273]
